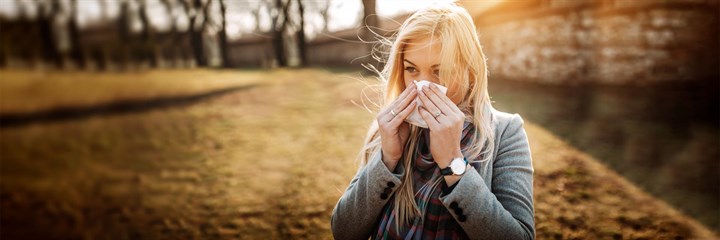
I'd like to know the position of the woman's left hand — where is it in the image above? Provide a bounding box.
[417,83,465,169]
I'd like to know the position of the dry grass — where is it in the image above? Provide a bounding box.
[0,69,716,239]
[527,122,717,239]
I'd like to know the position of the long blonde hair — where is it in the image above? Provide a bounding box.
[355,2,496,229]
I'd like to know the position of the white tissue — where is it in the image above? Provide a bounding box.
[404,80,448,128]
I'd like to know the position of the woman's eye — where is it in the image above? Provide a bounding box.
[405,67,417,73]
[433,69,440,77]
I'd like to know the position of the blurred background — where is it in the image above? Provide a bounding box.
[0,0,718,239]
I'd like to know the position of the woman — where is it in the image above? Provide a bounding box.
[331,2,534,240]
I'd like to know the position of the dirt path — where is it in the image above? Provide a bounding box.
[0,84,260,128]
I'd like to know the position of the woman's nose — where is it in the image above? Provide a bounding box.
[417,70,435,81]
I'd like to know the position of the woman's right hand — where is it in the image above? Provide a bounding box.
[377,83,417,171]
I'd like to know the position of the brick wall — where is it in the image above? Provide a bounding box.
[473,0,719,85]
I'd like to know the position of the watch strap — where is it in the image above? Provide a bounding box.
[439,157,466,176]
[440,166,454,175]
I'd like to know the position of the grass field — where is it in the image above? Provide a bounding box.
[0,69,716,239]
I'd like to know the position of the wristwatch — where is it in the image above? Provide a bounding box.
[440,157,467,176]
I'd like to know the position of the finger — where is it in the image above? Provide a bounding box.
[418,106,440,129]
[426,87,464,123]
[426,85,466,126]
[429,84,462,115]
[423,85,456,118]
[397,83,417,100]
[380,87,417,123]
[385,85,416,115]
[418,85,444,119]
[389,100,417,126]
[390,89,417,118]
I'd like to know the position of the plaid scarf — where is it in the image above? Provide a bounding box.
[372,120,475,240]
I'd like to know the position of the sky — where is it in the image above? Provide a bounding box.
[0,0,489,39]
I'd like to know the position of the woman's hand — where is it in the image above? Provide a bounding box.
[417,83,465,169]
[377,83,418,171]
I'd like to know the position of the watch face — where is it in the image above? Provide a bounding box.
[450,158,465,175]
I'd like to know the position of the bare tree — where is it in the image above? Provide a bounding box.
[182,0,212,67]
[362,0,377,40]
[218,0,230,67]
[68,0,84,68]
[361,0,378,68]
[37,0,62,67]
[137,0,158,67]
[294,0,306,66]
[160,0,178,66]
[270,0,290,67]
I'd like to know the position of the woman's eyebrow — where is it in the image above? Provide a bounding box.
[403,59,440,68]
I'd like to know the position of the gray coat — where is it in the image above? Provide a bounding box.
[330,109,535,240]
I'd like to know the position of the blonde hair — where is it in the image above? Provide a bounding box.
[355,2,496,230]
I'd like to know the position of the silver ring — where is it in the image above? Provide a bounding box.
[391,110,397,117]
[434,111,442,118]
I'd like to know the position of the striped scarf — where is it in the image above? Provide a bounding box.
[372,120,475,240]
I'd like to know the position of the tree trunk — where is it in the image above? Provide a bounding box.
[117,0,132,69]
[271,0,288,67]
[296,0,306,67]
[218,0,230,67]
[38,3,62,68]
[361,0,378,68]
[189,0,207,67]
[68,0,84,69]
[160,0,177,67]
[138,0,157,67]
[362,0,378,38]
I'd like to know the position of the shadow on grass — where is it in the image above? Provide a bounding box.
[0,84,262,128]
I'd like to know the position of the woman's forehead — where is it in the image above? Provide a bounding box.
[403,37,441,66]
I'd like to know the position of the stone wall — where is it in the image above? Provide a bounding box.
[306,29,373,68]
[226,31,371,68]
[226,36,274,68]
[473,0,719,85]
[226,14,407,69]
